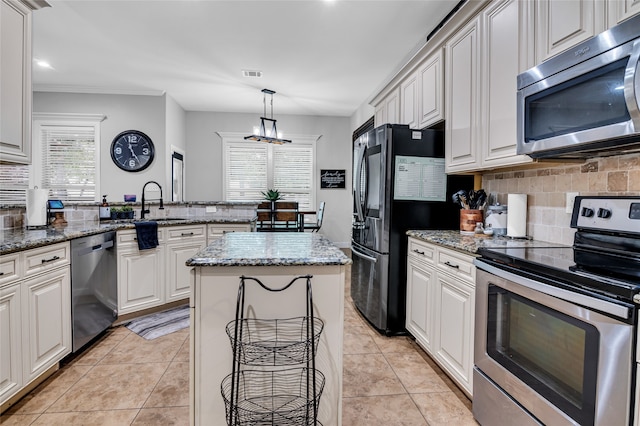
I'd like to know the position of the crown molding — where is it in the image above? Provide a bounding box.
[33,84,166,97]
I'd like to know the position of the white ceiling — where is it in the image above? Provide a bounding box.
[32,0,459,117]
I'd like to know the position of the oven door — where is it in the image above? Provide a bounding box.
[517,38,640,158]
[474,262,635,426]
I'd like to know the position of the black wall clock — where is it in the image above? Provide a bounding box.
[110,130,155,172]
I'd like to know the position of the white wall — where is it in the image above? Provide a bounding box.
[165,94,187,200]
[33,92,168,203]
[186,111,353,246]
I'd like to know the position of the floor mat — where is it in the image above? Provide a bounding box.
[126,304,189,340]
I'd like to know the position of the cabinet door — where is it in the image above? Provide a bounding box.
[386,88,400,125]
[445,17,481,172]
[608,0,640,27]
[418,49,444,129]
[166,239,205,302]
[481,0,533,169]
[374,102,386,128]
[0,282,22,404]
[434,272,474,396]
[400,73,418,128]
[405,258,435,354]
[0,0,32,164]
[117,245,164,314]
[535,0,605,63]
[22,267,71,382]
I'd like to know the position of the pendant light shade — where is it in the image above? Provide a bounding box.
[245,89,291,144]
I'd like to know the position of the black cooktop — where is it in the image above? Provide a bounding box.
[477,246,640,303]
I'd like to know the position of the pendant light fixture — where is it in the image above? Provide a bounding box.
[244,88,291,144]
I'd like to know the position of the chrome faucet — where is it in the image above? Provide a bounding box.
[141,181,164,219]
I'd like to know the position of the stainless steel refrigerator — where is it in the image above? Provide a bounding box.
[351,124,472,335]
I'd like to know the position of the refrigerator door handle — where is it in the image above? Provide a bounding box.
[354,145,366,223]
[352,245,377,263]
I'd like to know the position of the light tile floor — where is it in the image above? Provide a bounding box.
[2,273,475,425]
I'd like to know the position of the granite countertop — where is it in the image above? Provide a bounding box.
[0,216,257,255]
[187,232,352,267]
[406,230,570,255]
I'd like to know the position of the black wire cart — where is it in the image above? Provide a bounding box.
[221,275,325,426]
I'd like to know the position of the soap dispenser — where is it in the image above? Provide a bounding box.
[99,195,111,220]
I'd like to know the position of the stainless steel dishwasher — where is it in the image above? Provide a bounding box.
[70,231,117,352]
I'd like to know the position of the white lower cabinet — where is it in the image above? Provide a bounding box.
[22,268,71,382]
[405,237,476,397]
[0,242,71,406]
[117,228,165,315]
[433,270,474,395]
[0,283,22,403]
[166,225,206,303]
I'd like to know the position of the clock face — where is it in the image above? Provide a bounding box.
[110,130,155,172]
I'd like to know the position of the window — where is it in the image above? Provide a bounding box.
[221,132,318,212]
[0,163,29,204]
[31,113,105,202]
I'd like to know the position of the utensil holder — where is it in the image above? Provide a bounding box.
[460,209,483,234]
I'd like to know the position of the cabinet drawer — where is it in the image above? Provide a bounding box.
[207,224,251,240]
[23,242,70,278]
[166,225,206,242]
[436,246,476,284]
[0,252,20,286]
[117,228,165,245]
[407,238,435,264]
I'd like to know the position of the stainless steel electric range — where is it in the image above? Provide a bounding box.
[473,196,640,426]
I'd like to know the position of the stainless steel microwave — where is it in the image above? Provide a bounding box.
[517,14,640,159]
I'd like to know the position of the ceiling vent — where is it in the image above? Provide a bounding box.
[242,70,263,78]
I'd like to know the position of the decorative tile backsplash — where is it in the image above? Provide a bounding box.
[481,153,640,245]
[0,203,258,231]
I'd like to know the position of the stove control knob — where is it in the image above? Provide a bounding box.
[597,208,612,219]
[581,207,595,217]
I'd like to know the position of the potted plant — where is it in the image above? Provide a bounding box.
[121,205,134,219]
[261,189,282,202]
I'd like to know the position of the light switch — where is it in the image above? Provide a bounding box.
[205,206,217,213]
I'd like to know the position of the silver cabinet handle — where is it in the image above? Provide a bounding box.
[413,249,425,255]
[41,255,60,264]
[444,261,459,269]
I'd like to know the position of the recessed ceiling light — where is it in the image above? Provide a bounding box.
[242,70,263,78]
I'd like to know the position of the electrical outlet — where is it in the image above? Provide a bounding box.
[205,206,217,213]
[566,192,579,214]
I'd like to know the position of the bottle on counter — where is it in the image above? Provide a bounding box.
[99,195,111,220]
[474,222,484,234]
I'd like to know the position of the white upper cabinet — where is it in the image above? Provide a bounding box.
[535,0,606,63]
[400,72,418,128]
[418,48,444,129]
[374,87,400,127]
[0,0,47,164]
[480,0,533,169]
[608,0,640,26]
[0,0,32,164]
[445,17,482,172]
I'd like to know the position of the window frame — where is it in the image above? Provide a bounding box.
[219,131,320,212]
[30,113,105,203]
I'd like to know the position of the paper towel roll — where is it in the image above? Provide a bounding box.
[507,193,527,238]
[26,188,49,227]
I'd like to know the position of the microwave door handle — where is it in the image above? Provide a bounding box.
[624,40,640,128]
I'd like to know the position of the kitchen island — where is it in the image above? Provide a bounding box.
[187,232,351,426]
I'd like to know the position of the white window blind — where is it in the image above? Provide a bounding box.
[0,163,29,204]
[40,125,97,202]
[225,143,268,201]
[273,146,313,211]
[223,136,316,212]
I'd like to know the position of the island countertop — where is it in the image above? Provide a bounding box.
[187,232,352,267]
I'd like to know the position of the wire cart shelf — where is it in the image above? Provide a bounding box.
[222,275,324,426]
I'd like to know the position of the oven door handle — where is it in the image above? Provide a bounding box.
[474,260,632,320]
[624,39,640,128]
